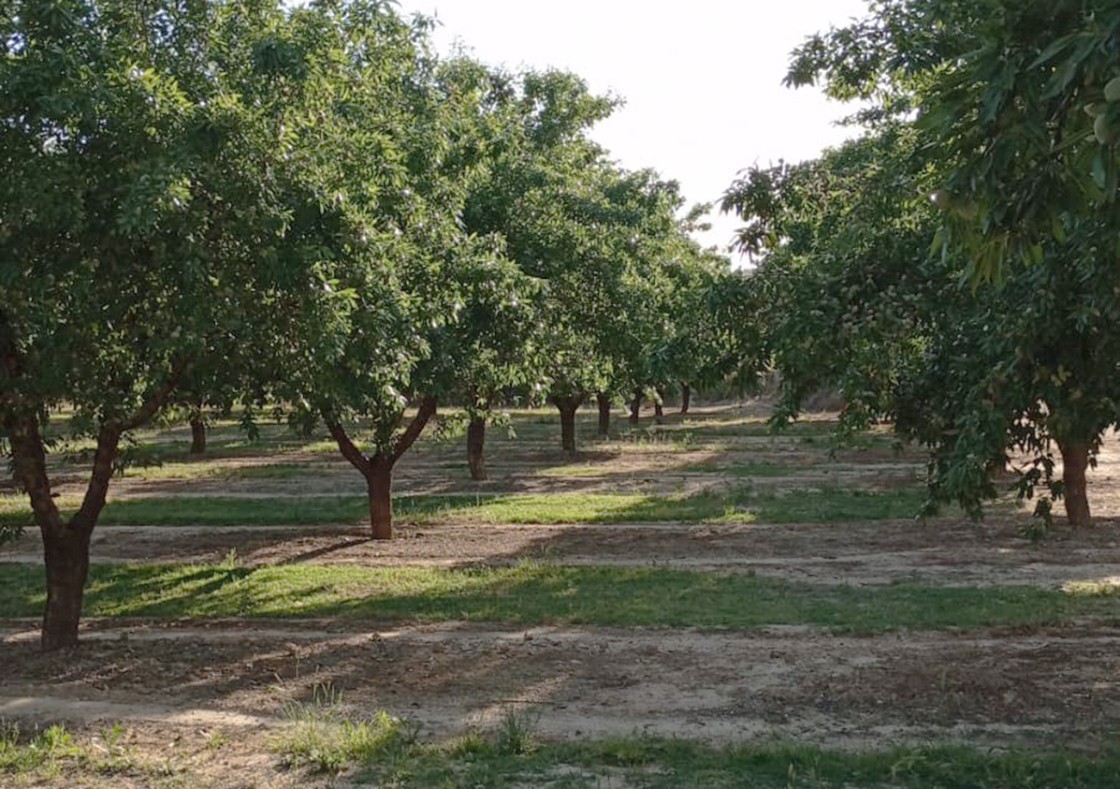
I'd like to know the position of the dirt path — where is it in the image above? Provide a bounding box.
[3,621,1118,749]
[5,518,1119,588]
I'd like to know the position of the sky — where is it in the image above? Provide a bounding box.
[397,0,870,257]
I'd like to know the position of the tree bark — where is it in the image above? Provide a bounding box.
[1058,438,1092,527]
[629,389,642,424]
[41,525,92,650]
[467,415,487,480]
[367,459,394,541]
[189,414,206,455]
[552,394,584,453]
[654,387,666,424]
[596,393,611,439]
[680,383,691,414]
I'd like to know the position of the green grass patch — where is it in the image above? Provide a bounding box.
[0,488,935,530]
[0,721,147,780]
[0,562,1116,632]
[267,707,1120,787]
[650,420,840,438]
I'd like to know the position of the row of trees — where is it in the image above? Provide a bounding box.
[0,0,756,649]
[723,0,1120,527]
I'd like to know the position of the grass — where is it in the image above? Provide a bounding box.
[0,562,1116,633]
[0,720,149,781]
[6,714,1119,787]
[267,708,1120,787]
[0,487,936,530]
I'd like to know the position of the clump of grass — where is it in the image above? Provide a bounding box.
[495,712,539,757]
[0,721,76,774]
[275,684,416,775]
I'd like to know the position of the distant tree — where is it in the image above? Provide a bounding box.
[278,16,511,540]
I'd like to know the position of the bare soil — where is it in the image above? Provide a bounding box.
[3,621,1119,751]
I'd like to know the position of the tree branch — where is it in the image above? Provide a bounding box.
[120,362,186,432]
[323,411,373,477]
[73,362,186,531]
[3,412,64,534]
[71,422,122,532]
[391,395,437,464]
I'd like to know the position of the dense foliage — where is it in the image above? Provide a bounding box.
[725,0,1120,526]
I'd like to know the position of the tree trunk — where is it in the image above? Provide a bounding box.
[596,393,611,439]
[680,383,691,414]
[189,414,206,455]
[41,526,92,650]
[467,415,487,480]
[1058,439,1092,527]
[367,459,394,540]
[559,405,577,453]
[629,389,642,424]
[553,394,584,453]
[654,387,665,424]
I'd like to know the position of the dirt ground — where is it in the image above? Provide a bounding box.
[4,620,1120,750]
[3,403,1120,785]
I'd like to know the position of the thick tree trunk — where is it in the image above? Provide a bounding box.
[467,415,487,481]
[41,526,92,650]
[680,384,691,414]
[553,394,584,453]
[189,414,206,455]
[596,393,611,439]
[629,389,642,424]
[559,405,577,453]
[654,387,666,424]
[1058,439,1092,527]
[367,460,394,540]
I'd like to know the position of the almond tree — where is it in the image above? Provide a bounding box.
[724,124,1120,526]
[0,0,381,648]
[773,0,1120,525]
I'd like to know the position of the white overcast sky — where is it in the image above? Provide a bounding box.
[397,0,869,257]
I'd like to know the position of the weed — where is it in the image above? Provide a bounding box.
[496,711,539,756]
[275,695,415,775]
[218,547,242,570]
[205,730,230,751]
